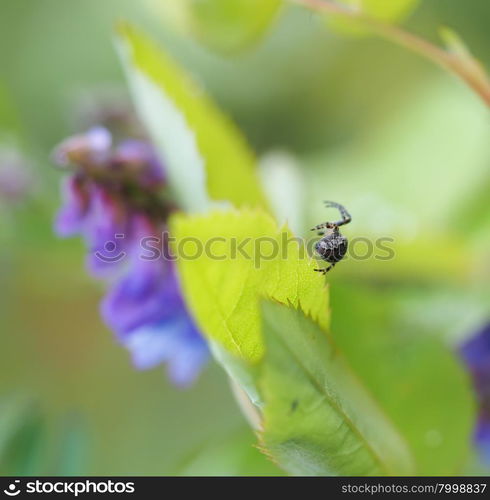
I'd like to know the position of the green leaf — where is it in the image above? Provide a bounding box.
[439,27,490,102]
[173,428,284,476]
[330,283,476,475]
[259,301,414,476]
[0,397,45,475]
[116,23,267,213]
[327,0,419,36]
[439,26,474,60]
[170,209,329,364]
[50,416,88,475]
[150,0,282,53]
[0,83,22,135]
[359,0,418,23]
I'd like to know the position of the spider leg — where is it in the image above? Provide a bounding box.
[310,221,335,232]
[314,263,335,274]
[324,200,352,227]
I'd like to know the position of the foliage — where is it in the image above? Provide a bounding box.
[1,0,487,478]
[0,398,44,475]
[118,20,478,475]
[150,0,283,53]
[173,428,283,476]
[170,209,329,363]
[259,301,414,475]
[327,0,419,35]
[331,284,475,475]
[117,23,267,213]
[293,0,490,106]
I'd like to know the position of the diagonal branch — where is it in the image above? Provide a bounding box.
[289,0,490,107]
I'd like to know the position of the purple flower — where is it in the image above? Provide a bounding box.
[101,215,182,334]
[55,175,90,237]
[56,177,129,276]
[53,126,111,167]
[114,139,165,188]
[53,127,209,386]
[102,250,209,387]
[475,418,490,465]
[124,315,209,387]
[460,322,490,463]
[83,187,129,276]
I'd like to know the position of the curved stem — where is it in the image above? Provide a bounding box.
[290,0,490,107]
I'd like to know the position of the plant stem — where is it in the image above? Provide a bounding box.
[290,0,490,107]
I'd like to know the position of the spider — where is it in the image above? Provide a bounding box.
[311,201,351,274]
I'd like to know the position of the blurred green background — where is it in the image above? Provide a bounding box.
[0,0,489,475]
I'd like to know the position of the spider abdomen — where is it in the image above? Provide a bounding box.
[315,234,348,263]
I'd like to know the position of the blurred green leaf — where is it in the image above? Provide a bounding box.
[327,0,419,36]
[0,397,45,475]
[50,416,88,476]
[439,27,473,59]
[174,428,283,476]
[357,0,418,22]
[452,174,490,239]
[0,83,21,136]
[307,0,490,104]
[170,209,329,365]
[259,301,414,476]
[331,284,476,475]
[305,76,489,246]
[259,152,306,235]
[439,26,490,104]
[150,0,282,53]
[117,23,267,213]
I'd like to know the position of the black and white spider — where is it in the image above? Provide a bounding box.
[311,201,351,274]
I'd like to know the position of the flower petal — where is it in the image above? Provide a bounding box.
[123,313,209,386]
[54,175,89,237]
